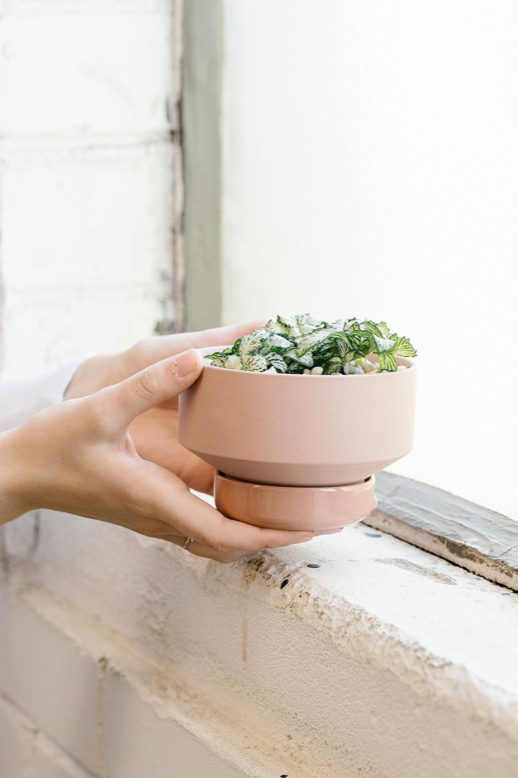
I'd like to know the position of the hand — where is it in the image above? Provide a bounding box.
[0,351,316,562]
[65,322,267,494]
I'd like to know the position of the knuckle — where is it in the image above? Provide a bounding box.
[128,339,150,362]
[134,365,162,399]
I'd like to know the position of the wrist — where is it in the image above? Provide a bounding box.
[0,429,33,525]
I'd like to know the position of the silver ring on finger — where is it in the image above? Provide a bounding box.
[183,537,195,551]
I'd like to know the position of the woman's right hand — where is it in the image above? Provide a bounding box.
[0,350,317,563]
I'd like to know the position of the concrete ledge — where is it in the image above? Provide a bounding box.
[2,510,518,777]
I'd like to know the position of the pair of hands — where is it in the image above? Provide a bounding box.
[0,322,323,563]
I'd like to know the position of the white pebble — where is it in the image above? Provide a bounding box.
[311,366,324,375]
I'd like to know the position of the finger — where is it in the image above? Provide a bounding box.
[188,320,268,350]
[132,320,268,368]
[97,350,202,429]
[153,535,252,563]
[158,526,341,562]
[145,472,315,555]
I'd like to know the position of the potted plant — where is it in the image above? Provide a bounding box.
[179,315,417,531]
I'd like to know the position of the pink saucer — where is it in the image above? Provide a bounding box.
[214,472,377,531]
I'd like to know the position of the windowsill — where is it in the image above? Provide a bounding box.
[369,472,518,591]
[2,505,518,775]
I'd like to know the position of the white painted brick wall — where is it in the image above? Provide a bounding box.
[0,586,251,778]
[0,0,180,379]
[0,694,96,778]
[0,587,102,774]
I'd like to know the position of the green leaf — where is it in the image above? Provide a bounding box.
[392,335,417,358]
[323,357,344,374]
[264,352,288,372]
[378,352,398,372]
[361,320,384,338]
[326,331,353,360]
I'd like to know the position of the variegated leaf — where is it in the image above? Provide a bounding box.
[393,335,417,357]
[242,354,268,372]
[238,331,269,355]
[208,353,229,368]
[225,355,243,370]
[327,331,352,360]
[378,352,398,372]
[378,321,391,338]
[285,349,314,368]
[265,334,292,350]
[373,335,396,353]
[360,320,384,337]
[296,328,334,357]
[264,353,288,372]
[265,319,287,335]
[277,314,297,328]
[324,357,343,374]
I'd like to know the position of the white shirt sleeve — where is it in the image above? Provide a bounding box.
[0,359,87,433]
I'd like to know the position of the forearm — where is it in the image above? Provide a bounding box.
[0,429,31,526]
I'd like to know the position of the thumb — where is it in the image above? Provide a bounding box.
[99,348,202,428]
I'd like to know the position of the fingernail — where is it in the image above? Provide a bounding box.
[174,349,199,378]
[316,527,344,536]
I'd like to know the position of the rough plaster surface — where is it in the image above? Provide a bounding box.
[2,510,518,777]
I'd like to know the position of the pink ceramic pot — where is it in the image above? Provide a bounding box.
[179,348,416,530]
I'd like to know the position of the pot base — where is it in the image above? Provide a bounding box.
[214,472,377,531]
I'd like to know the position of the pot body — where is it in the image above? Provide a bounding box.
[179,349,416,487]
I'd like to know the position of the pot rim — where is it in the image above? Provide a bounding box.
[199,345,416,378]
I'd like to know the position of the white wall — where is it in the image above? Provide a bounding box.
[221,0,518,519]
[0,0,180,379]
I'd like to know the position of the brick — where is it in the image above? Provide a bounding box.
[0,694,98,778]
[104,673,247,778]
[0,589,102,776]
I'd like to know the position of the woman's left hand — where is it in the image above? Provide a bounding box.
[65,321,266,494]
